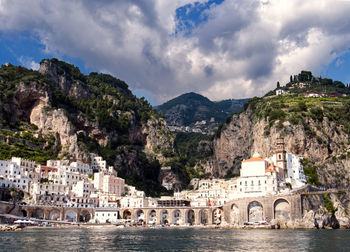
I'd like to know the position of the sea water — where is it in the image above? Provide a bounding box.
[1,227,350,251]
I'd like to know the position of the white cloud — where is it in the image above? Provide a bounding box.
[18,56,40,70]
[1,0,350,103]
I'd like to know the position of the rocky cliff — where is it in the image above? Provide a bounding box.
[0,60,176,195]
[209,95,350,189]
[272,192,350,229]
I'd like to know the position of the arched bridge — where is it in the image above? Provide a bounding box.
[1,194,303,225]
[19,205,94,223]
[119,194,302,225]
[119,206,224,225]
[223,194,303,225]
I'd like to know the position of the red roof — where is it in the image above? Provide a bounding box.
[243,157,265,163]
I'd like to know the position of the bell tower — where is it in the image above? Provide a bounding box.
[275,137,287,179]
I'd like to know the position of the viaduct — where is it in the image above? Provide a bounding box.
[0,193,302,225]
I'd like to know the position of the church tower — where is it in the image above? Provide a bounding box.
[275,137,287,179]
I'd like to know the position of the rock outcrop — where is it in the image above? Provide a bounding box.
[0,59,177,194]
[209,99,350,188]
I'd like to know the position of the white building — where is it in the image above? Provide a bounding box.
[120,196,146,208]
[11,157,37,174]
[71,180,94,198]
[30,182,68,205]
[237,153,279,197]
[94,208,120,224]
[285,154,306,187]
[276,89,288,96]
[70,162,92,175]
[0,160,30,192]
[94,172,125,196]
[90,153,114,173]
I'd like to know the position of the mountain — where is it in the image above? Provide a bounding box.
[0,59,176,195]
[156,92,248,127]
[200,71,350,189]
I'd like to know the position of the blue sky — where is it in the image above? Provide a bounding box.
[1,0,350,105]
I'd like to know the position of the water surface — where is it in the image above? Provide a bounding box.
[1,227,350,251]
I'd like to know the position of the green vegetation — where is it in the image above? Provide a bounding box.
[40,178,54,183]
[157,92,247,126]
[0,122,58,164]
[0,59,167,195]
[163,132,213,184]
[323,193,335,214]
[246,94,350,135]
[0,64,48,100]
[301,158,320,186]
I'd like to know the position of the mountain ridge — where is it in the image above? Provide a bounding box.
[156,92,248,128]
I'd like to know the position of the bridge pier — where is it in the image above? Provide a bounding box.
[143,209,149,224]
[207,209,213,225]
[27,209,32,218]
[60,209,65,221]
[194,209,200,225]
[43,209,50,220]
[76,209,81,222]
[156,209,161,225]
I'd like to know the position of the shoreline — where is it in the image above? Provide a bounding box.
[19,223,344,231]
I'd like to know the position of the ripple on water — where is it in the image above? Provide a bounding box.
[1,228,350,252]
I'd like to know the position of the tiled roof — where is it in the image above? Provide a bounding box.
[242,157,265,163]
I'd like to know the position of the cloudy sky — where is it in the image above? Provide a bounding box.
[1,0,350,105]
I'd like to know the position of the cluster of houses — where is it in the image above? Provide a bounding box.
[276,88,347,98]
[172,138,306,207]
[0,138,307,223]
[0,153,155,222]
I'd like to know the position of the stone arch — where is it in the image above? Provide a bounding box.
[80,210,91,222]
[274,198,291,220]
[160,210,169,225]
[199,209,208,225]
[32,208,44,219]
[20,209,28,217]
[248,201,263,222]
[212,208,222,225]
[65,210,77,222]
[122,210,132,220]
[186,209,195,225]
[148,210,157,224]
[135,210,145,224]
[49,209,61,220]
[230,204,240,225]
[172,210,181,225]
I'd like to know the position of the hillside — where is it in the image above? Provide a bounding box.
[203,71,350,189]
[156,92,248,132]
[0,59,176,195]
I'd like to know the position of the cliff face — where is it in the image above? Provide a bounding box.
[0,60,176,195]
[210,109,253,177]
[272,192,350,229]
[210,96,350,188]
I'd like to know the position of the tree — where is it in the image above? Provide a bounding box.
[277,81,280,88]
[290,75,293,83]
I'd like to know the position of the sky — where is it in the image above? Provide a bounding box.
[1,0,350,105]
